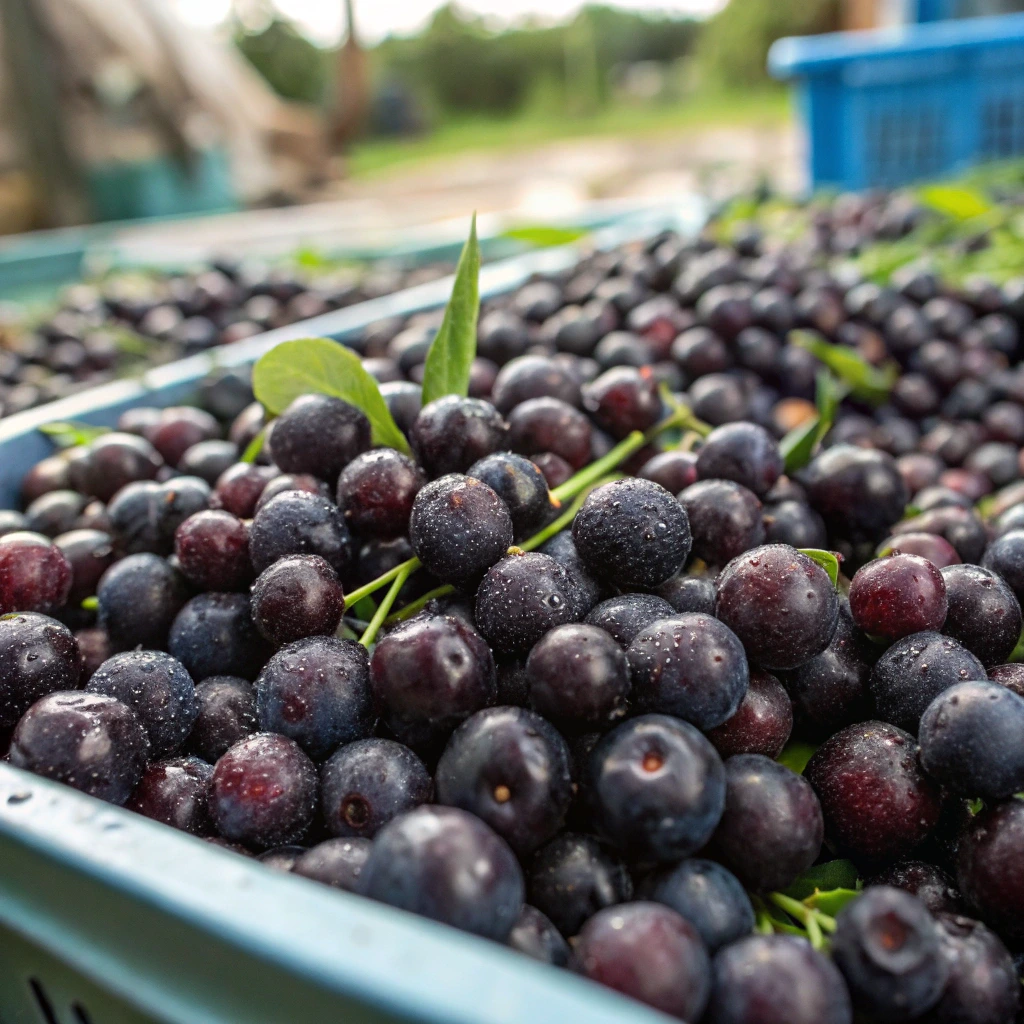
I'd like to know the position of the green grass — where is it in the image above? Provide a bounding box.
[347,88,791,179]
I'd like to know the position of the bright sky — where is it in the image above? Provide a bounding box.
[172,0,726,46]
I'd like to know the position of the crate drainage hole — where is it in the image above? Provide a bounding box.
[28,978,58,1024]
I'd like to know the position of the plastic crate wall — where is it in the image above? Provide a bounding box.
[770,12,1024,189]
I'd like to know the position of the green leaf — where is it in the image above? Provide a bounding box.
[38,421,110,449]
[420,214,481,407]
[777,740,818,775]
[918,184,993,221]
[806,888,860,917]
[780,371,848,473]
[799,548,841,588]
[501,225,589,248]
[352,594,378,622]
[240,427,267,465]
[81,596,99,612]
[790,331,897,406]
[252,338,410,455]
[784,860,859,900]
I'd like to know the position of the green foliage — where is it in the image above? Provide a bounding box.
[696,0,840,89]
[235,17,330,106]
[784,860,859,899]
[799,549,840,588]
[38,421,109,449]
[780,371,848,473]
[791,331,897,406]
[777,740,818,775]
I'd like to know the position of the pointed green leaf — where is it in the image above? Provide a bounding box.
[777,740,818,776]
[918,184,993,221]
[780,371,848,473]
[799,548,840,588]
[420,214,481,407]
[501,225,589,248]
[791,331,897,405]
[240,427,267,465]
[784,860,860,900]
[252,338,410,455]
[38,421,109,449]
[805,888,861,917]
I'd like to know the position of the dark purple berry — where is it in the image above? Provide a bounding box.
[0,532,72,614]
[293,837,371,891]
[168,593,272,682]
[336,449,426,538]
[941,564,1023,667]
[582,367,662,439]
[174,510,251,591]
[696,422,783,497]
[656,573,716,615]
[868,861,963,915]
[507,905,570,966]
[250,555,345,647]
[0,612,81,731]
[97,553,188,652]
[410,396,509,477]
[849,554,947,640]
[680,480,765,566]
[249,491,352,576]
[467,452,552,541]
[269,394,371,483]
[126,755,213,835]
[508,397,592,470]
[186,676,257,763]
[54,529,115,604]
[706,669,793,759]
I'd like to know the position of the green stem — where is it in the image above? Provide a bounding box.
[359,564,413,647]
[550,430,647,504]
[384,584,455,625]
[344,557,421,610]
[768,892,833,948]
[520,480,615,552]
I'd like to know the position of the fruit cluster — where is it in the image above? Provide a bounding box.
[0,255,450,418]
[1,207,1024,1024]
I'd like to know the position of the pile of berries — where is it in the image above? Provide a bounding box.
[2,210,1024,1024]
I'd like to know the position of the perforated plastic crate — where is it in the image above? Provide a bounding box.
[769,12,1024,190]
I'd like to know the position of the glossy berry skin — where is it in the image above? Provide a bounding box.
[293,837,371,892]
[527,832,633,937]
[706,669,792,759]
[249,491,352,576]
[526,623,631,727]
[869,631,986,733]
[680,480,765,566]
[370,615,496,752]
[24,490,88,538]
[657,574,716,615]
[336,449,425,538]
[919,681,1024,800]
[475,552,590,656]
[126,755,214,835]
[168,593,271,683]
[832,886,948,1022]
[268,394,371,483]
[55,529,115,604]
[10,691,148,805]
[572,478,692,589]
[940,564,1022,667]
[572,902,710,1022]
[507,397,592,471]
[957,798,1024,943]
[321,737,431,839]
[805,721,943,862]
[213,462,276,518]
[895,507,988,565]
[507,905,570,967]
[0,613,81,731]
[174,510,251,591]
[491,355,581,414]
[849,554,948,640]
[539,530,603,610]
[0,532,72,614]
[69,433,163,502]
[762,500,828,550]
[467,452,551,541]
[250,555,345,647]
[715,545,840,671]
[705,934,853,1024]
[586,714,726,863]
[582,367,662,439]
[210,733,318,849]
[638,450,698,494]
[410,396,509,478]
[584,593,675,648]
[86,651,198,759]
[708,754,823,893]
[436,706,572,855]
[255,637,373,761]
[918,913,1021,1024]
[988,661,1024,697]
[628,614,749,731]
[408,475,514,588]
[981,528,1024,604]
[186,676,257,763]
[876,532,961,568]
[107,477,211,557]
[97,553,188,652]
[644,858,754,953]
[696,422,783,497]
[255,474,329,511]
[359,805,524,942]
[803,444,909,544]
[868,861,962,915]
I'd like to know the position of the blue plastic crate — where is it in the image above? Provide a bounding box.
[769,12,1024,190]
[0,204,704,1024]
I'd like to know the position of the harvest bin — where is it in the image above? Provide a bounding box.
[769,12,1024,190]
[0,205,703,1024]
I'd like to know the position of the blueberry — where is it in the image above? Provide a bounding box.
[587,714,725,863]
[584,593,675,648]
[680,480,766,566]
[185,676,257,763]
[249,491,352,576]
[269,394,371,483]
[467,452,552,541]
[869,631,986,733]
[359,805,524,941]
[126,755,213,835]
[763,499,828,549]
[940,564,1023,667]
[696,422,783,497]
[370,614,495,752]
[435,706,572,855]
[638,450,698,494]
[255,637,373,760]
[527,832,633,937]
[582,366,662,439]
[210,733,318,848]
[832,886,948,1021]
[507,904,570,966]
[643,858,754,953]
[108,477,210,556]
[173,510,252,591]
[571,902,711,1021]
[168,593,272,682]
[336,449,426,538]
[10,691,149,804]
[250,555,345,647]
[97,553,188,652]
[706,669,793,759]
[24,490,88,538]
[69,433,162,502]
[293,837,371,891]
[572,478,692,589]
[508,397,593,470]
[656,573,716,615]
[320,737,431,838]
[86,651,198,758]
[492,355,582,413]
[410,396,509,477]
[0,613,82,732]
[919,680,1024,800]
[408,474,513,587]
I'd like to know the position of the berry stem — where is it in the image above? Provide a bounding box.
[344,557,422,610]
[384,584,455,624]
[359,563,414,647]
[520,476,618,552]
[768,892,835,949]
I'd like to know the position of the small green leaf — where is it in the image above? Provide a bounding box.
[252,338,410,455]
[918,184,993,221]
[777,740,818,775]
[38,421,110,449]
[780,371,848,473]
[901,504,923,521]
[784,860,859,900]
[1009,627,1024,664]
[420,214,481,407]
[81,596,99,612]
[500,225,589,248]
[240,427,267,465]
[799,548,841,588]
[791,331,897,406]
[806,888,860,917]
[352,594,378,622]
